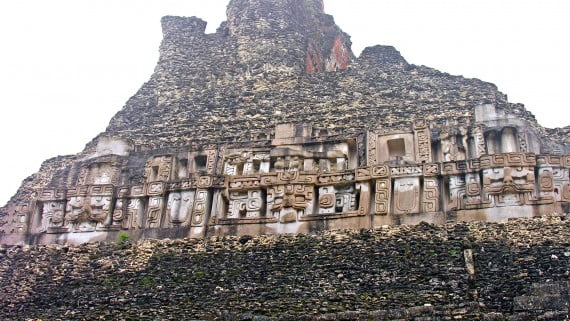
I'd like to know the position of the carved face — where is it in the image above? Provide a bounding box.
[483,166,535,194]
[167,192,183,223]
[44,202,64,224]
[90,196,111,222]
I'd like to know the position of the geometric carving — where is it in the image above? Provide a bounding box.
[267,185,314,221]
[41,201,66,233]
[465,173,482,207]
[146,196,163,228]
[205,149,217,175]
[422,177,439,212]
[191,189,209,226]
[391,166,422,177]
[472,126,486,158]
[318,186,336,214]
[482,166,538,207]
[448,175,466,211]
[4,204,30,234]
[423,164,439,176]
[144,155,174,182]
[371,165,389,178]
[335,185,357,213]
[414,124,432,163]
[374,179,391,215]
[393,177,420,215]
[367,132,378,165]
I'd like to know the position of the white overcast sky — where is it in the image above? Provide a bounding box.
[0,0,569,206]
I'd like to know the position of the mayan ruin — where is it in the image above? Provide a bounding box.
[1,0,570,320]
[0,0,569,246]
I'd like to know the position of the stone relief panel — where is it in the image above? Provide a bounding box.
[65,195,112,232]
[318,186,336,214]
[191,189,210,226]
[166,191,196,226]
[267,184,314,222]
[146,196,164,228]
[440,129,466,162]
[374,179,391,215]
[3,204,30,234]
[144,155,174,182]
[228,190,264,219]
[482,166,537,207]
[448,175,466,211]
[422,177,440,212]
[413,119,432,163]
[465,173,482,207]
[40,201,66,233]
[393,177,420,215]
[471,126,486,158]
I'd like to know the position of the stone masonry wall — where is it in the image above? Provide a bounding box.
[1,216,568,320]
[2,0,568,223]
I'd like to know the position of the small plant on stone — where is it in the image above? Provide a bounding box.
[117,232,131,249]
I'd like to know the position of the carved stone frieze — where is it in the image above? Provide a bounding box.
[393,177,420,215]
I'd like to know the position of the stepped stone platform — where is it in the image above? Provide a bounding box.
[1,216,569,320]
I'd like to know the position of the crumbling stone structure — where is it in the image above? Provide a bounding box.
[1,0,569,245]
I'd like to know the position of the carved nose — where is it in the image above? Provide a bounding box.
[503,176,513,184]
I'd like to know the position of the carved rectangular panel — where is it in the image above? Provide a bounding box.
[374,179,391,215]
[191,189,209,226]
[318,186,336,214]
[422,177,439,212]
[393,177,420,215]
[414,127,432,163]
[448,175,465,211]
[145,196,164,229]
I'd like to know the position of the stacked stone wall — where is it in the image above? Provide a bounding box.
[1,217,568,320]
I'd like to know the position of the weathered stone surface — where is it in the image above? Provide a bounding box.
[0,217,569,320]
[1,0,569,243]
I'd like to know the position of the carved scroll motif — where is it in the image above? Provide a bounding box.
[448,175,466,211]
[125,199,143,230]
[228,190,264,218]
[191,189,209,226]
[465,173,482,207]
[422,177,439,212]
[336,186,357,213]
[318,186,336,214]
[374,179,391,215]
[267,184,314,222]
[146,196,163,228]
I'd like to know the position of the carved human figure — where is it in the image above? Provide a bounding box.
[441,130,465,161]
[459,127,469,159]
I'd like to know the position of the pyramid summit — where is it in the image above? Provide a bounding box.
[1,0,569,244]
